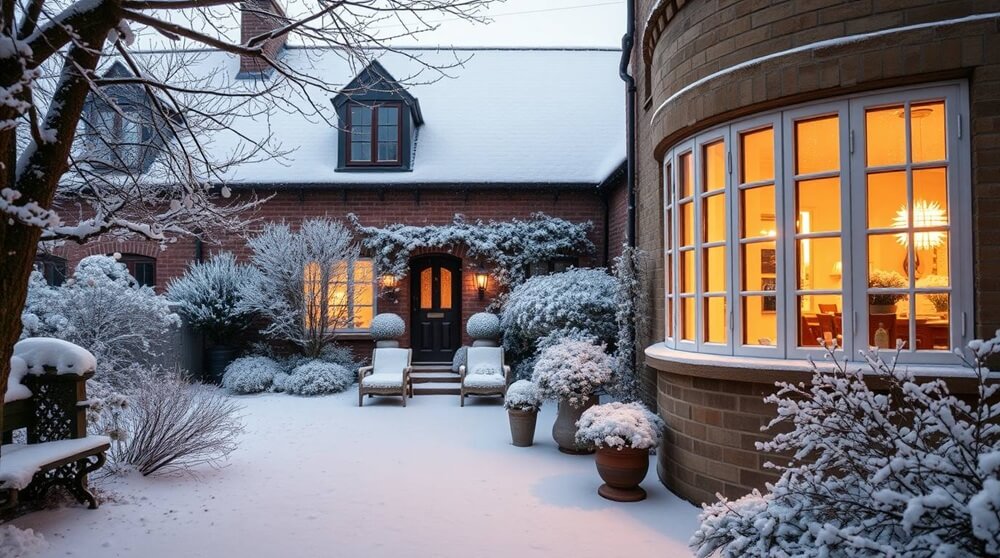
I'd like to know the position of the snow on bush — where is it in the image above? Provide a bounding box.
[501,268,617,375]
[20,255,179,392]
[221,355,282,394]
[283,360,354,396]
[167,252,257,342]
[451,346,468,372]
[532,339,613,408]
[271,372,291,393]
[610,245,650,402]
[467,312,501,340]
[504,380,543,412]
[318,344,362,376]
[0,524,48,557]
[575,401,664,450]
[95,368,243,476]
[349,213,594,289]
[370,313,405,340]
[691,337,1000,558]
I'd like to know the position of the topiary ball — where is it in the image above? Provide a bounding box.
[370,313,405,340]
[466,312,501,340]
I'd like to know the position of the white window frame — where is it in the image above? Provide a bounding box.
[661,81,973,365]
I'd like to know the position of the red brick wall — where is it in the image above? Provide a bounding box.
[606,176,629,261]
[634,0,1000,505]
[240,0,287,75]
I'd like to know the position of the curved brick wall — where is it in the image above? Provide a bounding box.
[633,0,1000,505]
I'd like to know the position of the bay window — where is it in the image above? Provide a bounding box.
[662,84,972,363]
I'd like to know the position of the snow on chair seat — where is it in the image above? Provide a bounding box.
[459,347,510,407]
[358,348,412,407]
[0,437,111,491]
[463,374,506,388]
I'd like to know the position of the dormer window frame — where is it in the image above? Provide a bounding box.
[345,101,403,168]
[90,103,145,171]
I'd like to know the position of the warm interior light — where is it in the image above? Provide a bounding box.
[894,200,946,250]
[474,267,489,299]
[380,273,397,290]
[831,260,842,277]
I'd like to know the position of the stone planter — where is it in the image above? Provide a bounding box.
[594,446,651,502]
[507,409,538,447]
[205,345,238,384]
[552,397,596,454]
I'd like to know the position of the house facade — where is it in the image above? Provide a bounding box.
[41,7,627,365]
[632,1,1000,505]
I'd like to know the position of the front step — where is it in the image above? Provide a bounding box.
[410,385,461,396]
[410,372,461,384]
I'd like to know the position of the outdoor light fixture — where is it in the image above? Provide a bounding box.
[474,267,489,300]
[380,273,399,302]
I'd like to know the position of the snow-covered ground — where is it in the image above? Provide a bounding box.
[6,390,700,558]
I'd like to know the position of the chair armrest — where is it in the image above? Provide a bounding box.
[459,365,467,380]
[503,365,511,384]
[358,366,374,383]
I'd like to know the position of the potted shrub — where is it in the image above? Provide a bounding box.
[917,274,950,316]
[575,401,665,502]
[370,313,405,347]
[467,312,501,347]
[504,380,543,447]
[532,338,613,454]
[868,269,907,314]
[167,253,257,383]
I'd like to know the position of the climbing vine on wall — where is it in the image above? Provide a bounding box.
[347,213,595,288]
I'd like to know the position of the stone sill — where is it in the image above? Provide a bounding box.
[334,332,375,341]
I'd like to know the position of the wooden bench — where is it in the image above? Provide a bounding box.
[1,370,110,511]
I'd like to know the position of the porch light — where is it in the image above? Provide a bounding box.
[474,267,489,300]
[380,273,399,303]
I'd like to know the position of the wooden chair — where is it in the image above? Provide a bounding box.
[868,313,898,348]
[358,348,412,407]
[459,347,510,407]
[816,313,842,347]
[818,303,839,314]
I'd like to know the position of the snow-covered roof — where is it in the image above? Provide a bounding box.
[130,47,625,187]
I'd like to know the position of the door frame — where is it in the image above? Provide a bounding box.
[409,253,463,363]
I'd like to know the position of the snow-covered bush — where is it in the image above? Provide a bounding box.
[166,252,257,343]
[467,312,501,340]
[271,372,291,393]
[221,355,282,394]
[95,368,243,476]
[240,219,360,357]
[691,337,1000,558]
[451,346,468,372]
[504,380,543,412]
[283,360,354,396]
[575,401,664,451]
[502,268,617,373]
[610,245,650,402]
[20,255,179,392]
[532,339,613,408]
[318,344,362,376]
[370,313,405,340]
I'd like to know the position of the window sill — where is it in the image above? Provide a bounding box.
[335,166,412,173]
[644,342,988,392]
[334,332,375,341]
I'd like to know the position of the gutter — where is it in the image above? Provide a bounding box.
[619,0,637,249]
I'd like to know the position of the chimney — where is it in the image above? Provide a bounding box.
[239,0,287,77]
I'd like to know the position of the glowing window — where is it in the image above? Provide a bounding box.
[303,258,376,330]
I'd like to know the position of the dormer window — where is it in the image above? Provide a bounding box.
[348,103,401,166]
[91,107,143,169]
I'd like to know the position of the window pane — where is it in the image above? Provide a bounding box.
[913,167,949,224]
[798,294,843,347]
[353,305,373,329]
[867,171,907,229]
[917,230,949,279]
[910,101,946,163]
[704,193,725,243]
[866,105,906,167]
[351,142,371,162]
[796,177,841,233]
[351,125,371,142]
[742,241,776,291]
[681,297,696,341]
[740,127,774,184]
[377,141,398,162]
[303,262,322,329]
[681,250,695,294]
[679,152,693,198]
[703,141,725,191]
[705,246,726,293]
[420,267,433,309]
[798,237,841,290]
[666,298,674,339]
[440,268,452,310]
[869,294,907,348]
[665,254,673,295]
[705,296,727,344]
[743,296,777,346]
[665,207,672,250]
[741,185,775,239]
[868,233,909,284]
[378,106,399,125]
[353,260,373,283]
[795,115,839,175]
[680,202,694,247]
[914,294,950,350]
[351,106,372,125]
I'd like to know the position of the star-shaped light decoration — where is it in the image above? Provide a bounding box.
[894,200,946,250]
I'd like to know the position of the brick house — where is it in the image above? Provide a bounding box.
[631,1,1000,505]
[40,6,627,366]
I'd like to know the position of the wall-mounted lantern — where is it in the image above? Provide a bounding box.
[380,273,399,303]
[474,267,489,300]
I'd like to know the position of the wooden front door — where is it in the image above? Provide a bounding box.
[410,255,462,363]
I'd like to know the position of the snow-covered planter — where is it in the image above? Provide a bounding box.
[504,380,543,412]
[166,252,257,343]
[532,339,613,408]
[467,312,501,341]
[283,360,354,396]
[370,313,405,342]
[221,356,282,394]
[691,336,1000,558]
[575,402,664,451]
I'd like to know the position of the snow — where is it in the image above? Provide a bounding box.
[360,373,404,388]
[575,401,665,450]
[7,390,699,557]
[0,525,48,558]
[0,436,110,490]
[5,355,31,403]
[462,374,506,388]
[12,338,96,376]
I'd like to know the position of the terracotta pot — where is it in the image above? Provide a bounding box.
[594,446,651,502]
[552,397,596,454]
[869,304,898,315]
[507,409,538,447]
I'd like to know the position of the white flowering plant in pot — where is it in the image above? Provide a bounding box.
[532,339,613,408]
[504,380,543,412]
[575,401,665,452]
[467,312,502,341]
[369,313,405,341]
